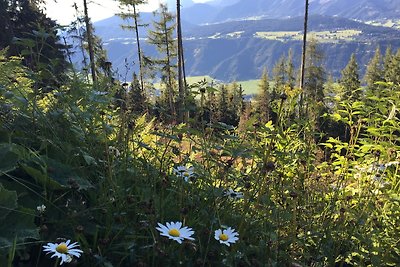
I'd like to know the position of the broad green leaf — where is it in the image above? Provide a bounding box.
[0,184,17,220]
[21,163,62,190]
[0,144,20,173]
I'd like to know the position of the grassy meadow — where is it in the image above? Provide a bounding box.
[255,30,363,43]
[1,50,399,266]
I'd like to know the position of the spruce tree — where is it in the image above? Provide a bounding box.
[340,53,361,101]
[303,39,326,130]
[0,0,12,49]
[385,48,400,85]
[216,84,228,123]
[286,49,296,90]
[304,39,325,104]
[256,68,271,123]
[127,72,147,116]
[3,0,68,89]
[230,82,244,118]
[364,47,383,92]
[272,56,286,100]
[216,84,238,125]
[383,46,393,82]
[148,4,177,118]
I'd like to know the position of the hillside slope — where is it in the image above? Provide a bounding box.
[93,15,400,81]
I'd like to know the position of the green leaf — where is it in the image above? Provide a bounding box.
[332,113,342,121]
[83,153,97,166]
[0,185,39,253]
[0,144,20,173]
[0,184,17,220]
[0,208,39,252]
[21,163,63,190]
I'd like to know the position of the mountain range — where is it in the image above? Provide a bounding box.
[89,0,400,82]
[178,0,400,24]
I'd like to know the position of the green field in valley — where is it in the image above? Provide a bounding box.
[255,29,362,43]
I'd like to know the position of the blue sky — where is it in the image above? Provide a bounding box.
[44,0,211,25]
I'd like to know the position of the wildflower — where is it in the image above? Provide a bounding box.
[156,221,195,244]
[214,227,239,246]
[173,165,194,182]
[37,204,46,213]
[43,240,83,265]
[108,146,120,157]
[224,188,244,199]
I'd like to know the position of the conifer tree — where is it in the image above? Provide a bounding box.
[302,39,326,130]
[364,47,383,92]
[230,82,244,117]
[127,72,147,116]
[304,39,325,104]
[286,49,296,90]
[383,46,393,82]
[340,53,361,101]
[0,0,12,49]
[385,48,400,85]
[205,82,217,123]
[2,0,68,89]
[272,56,286,100]
[148,4,177,118]
[256,68,271,123]
[216,84,228,123]
[216,84,239,125]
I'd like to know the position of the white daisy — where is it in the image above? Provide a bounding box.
[37,204,46,213]
[108,146,121,157]
[173,166,194,182]
[214,227,239,246]
[43,240,83,265]
[156,221,195,244]
[224,188,244,199]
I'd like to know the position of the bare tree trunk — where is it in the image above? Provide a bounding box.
[163,12,175,117]
[133,4,145,93]
[83,0,97,83]
[299,0,309,116]
[176,0,185,122]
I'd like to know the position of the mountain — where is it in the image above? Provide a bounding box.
[92,14,400,82]
[85,0,400,82]
[181,0,400,24]
[181,3,220,25]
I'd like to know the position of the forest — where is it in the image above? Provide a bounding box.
[0,0,399,266]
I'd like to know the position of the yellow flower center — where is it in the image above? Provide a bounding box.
[219,234,229,241]
[183,172,190,177]
[56,243,69,254]
[168,228,180,237]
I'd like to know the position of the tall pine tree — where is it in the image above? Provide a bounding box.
[340,53,361,101]
[364,47,383,93]
[256,68,271,123]
[148,3,177,118]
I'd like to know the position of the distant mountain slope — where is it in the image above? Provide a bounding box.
[92,15,400,82]
[186,15,399,40]
[184,0,400,24]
